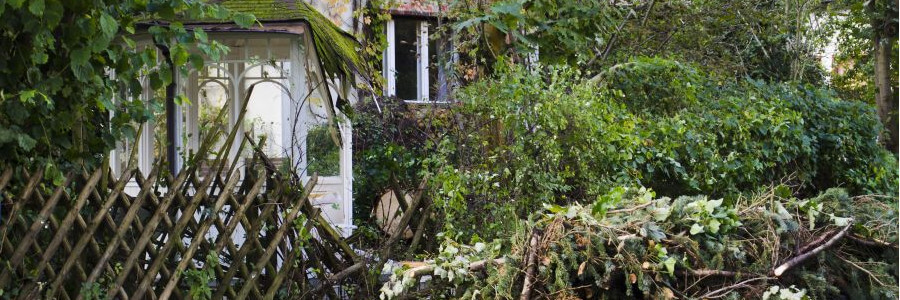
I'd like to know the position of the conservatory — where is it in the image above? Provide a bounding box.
[112,18,360,237]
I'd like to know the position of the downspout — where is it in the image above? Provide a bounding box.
[155,43,179,174]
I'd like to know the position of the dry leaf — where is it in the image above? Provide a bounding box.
[662,287,676,299]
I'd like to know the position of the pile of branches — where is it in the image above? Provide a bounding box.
[381,187,898,299]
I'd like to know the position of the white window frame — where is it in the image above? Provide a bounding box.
[110,77,160,178]
[180,50,297,175]
[384,18,449,104]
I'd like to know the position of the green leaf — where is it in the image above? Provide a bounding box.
[193,27,208,43]
[689,223,704,235]
[172,45,189,66]
[27,0,43,15]
[8,0,24,9]
[42,0,63,27]
[123,36,136,49]
[232,12,257,28]
[99,12,119,39]
[704,199,722,213]
[158,66,172,85]
[91,35,112,52]
[642,222,666,241]
[774,184,792,198]
[0,127,15,144]
[663,257,676,275]
[189,53,204,70]
[208,5,230,19]
[545,203,565,214]
[491,1,523,17]
[44,163,64,186]
[174,94,191,105]
[652,205,670,222]
[71,48,90,65]
[19,90,36,103]
[31,51,48,64]
[707,219,721,234]
[148,72,163,90]
[17,134,36,151]
[121,124,136,140]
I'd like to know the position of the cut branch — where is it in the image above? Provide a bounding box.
[607,202,653,214]
[309,261,366,294]
[773,224,852,277]
[848,234,898,249]
[520,230,541,300]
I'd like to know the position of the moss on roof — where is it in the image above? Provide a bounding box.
[201,1,367,81]
[212,0,314,21]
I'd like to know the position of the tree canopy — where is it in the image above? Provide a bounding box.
[0,0,260,179]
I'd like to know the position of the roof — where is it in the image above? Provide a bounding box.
[389,0,446,17]
[191,1,367,81]
[211,0,446,19]
[211,0,327,21]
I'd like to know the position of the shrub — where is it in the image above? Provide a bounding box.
[423,59,896,239]
[426,64,642,236]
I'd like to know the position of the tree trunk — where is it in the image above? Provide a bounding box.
[871,1,899,153]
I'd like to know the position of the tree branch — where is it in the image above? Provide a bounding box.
[773,223,852,277]
[519,230,542,300]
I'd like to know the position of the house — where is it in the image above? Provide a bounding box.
[113,0,449,237]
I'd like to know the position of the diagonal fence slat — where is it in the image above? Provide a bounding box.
[0,173,74,287]
[84,166,162,287]
[236,175,318,299]
[107,169,191,297]
[157,171,241,299]
[33,169,103,280]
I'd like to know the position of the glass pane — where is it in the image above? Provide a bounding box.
[298,89,340,177]
[306,124,339,176]
[221,38,246,61]
[244,63,285,79]
[245,38,291,61]
[244,80,287,160]
[198,80,230,162]
[151,99,167,164]
[115,125,136,173]
[394,19,418,100]
[428,20,449,102]
[269,38,291,60]
[246,38,268,61]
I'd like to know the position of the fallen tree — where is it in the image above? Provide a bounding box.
[380,186,898,299]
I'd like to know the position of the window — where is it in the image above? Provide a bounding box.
[111,30,357,236]
[180,36,302,176]
[384,18,452,103]
[110,53,167,177]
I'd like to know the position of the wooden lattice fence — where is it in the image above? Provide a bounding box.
[0,153,359,299]
[0,152,359,299]
[0,85,360,299]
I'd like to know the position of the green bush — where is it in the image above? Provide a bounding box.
[604,61,896,197]
[425,59,896,239]
[602,57,704,116]
[427,64,642,236]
